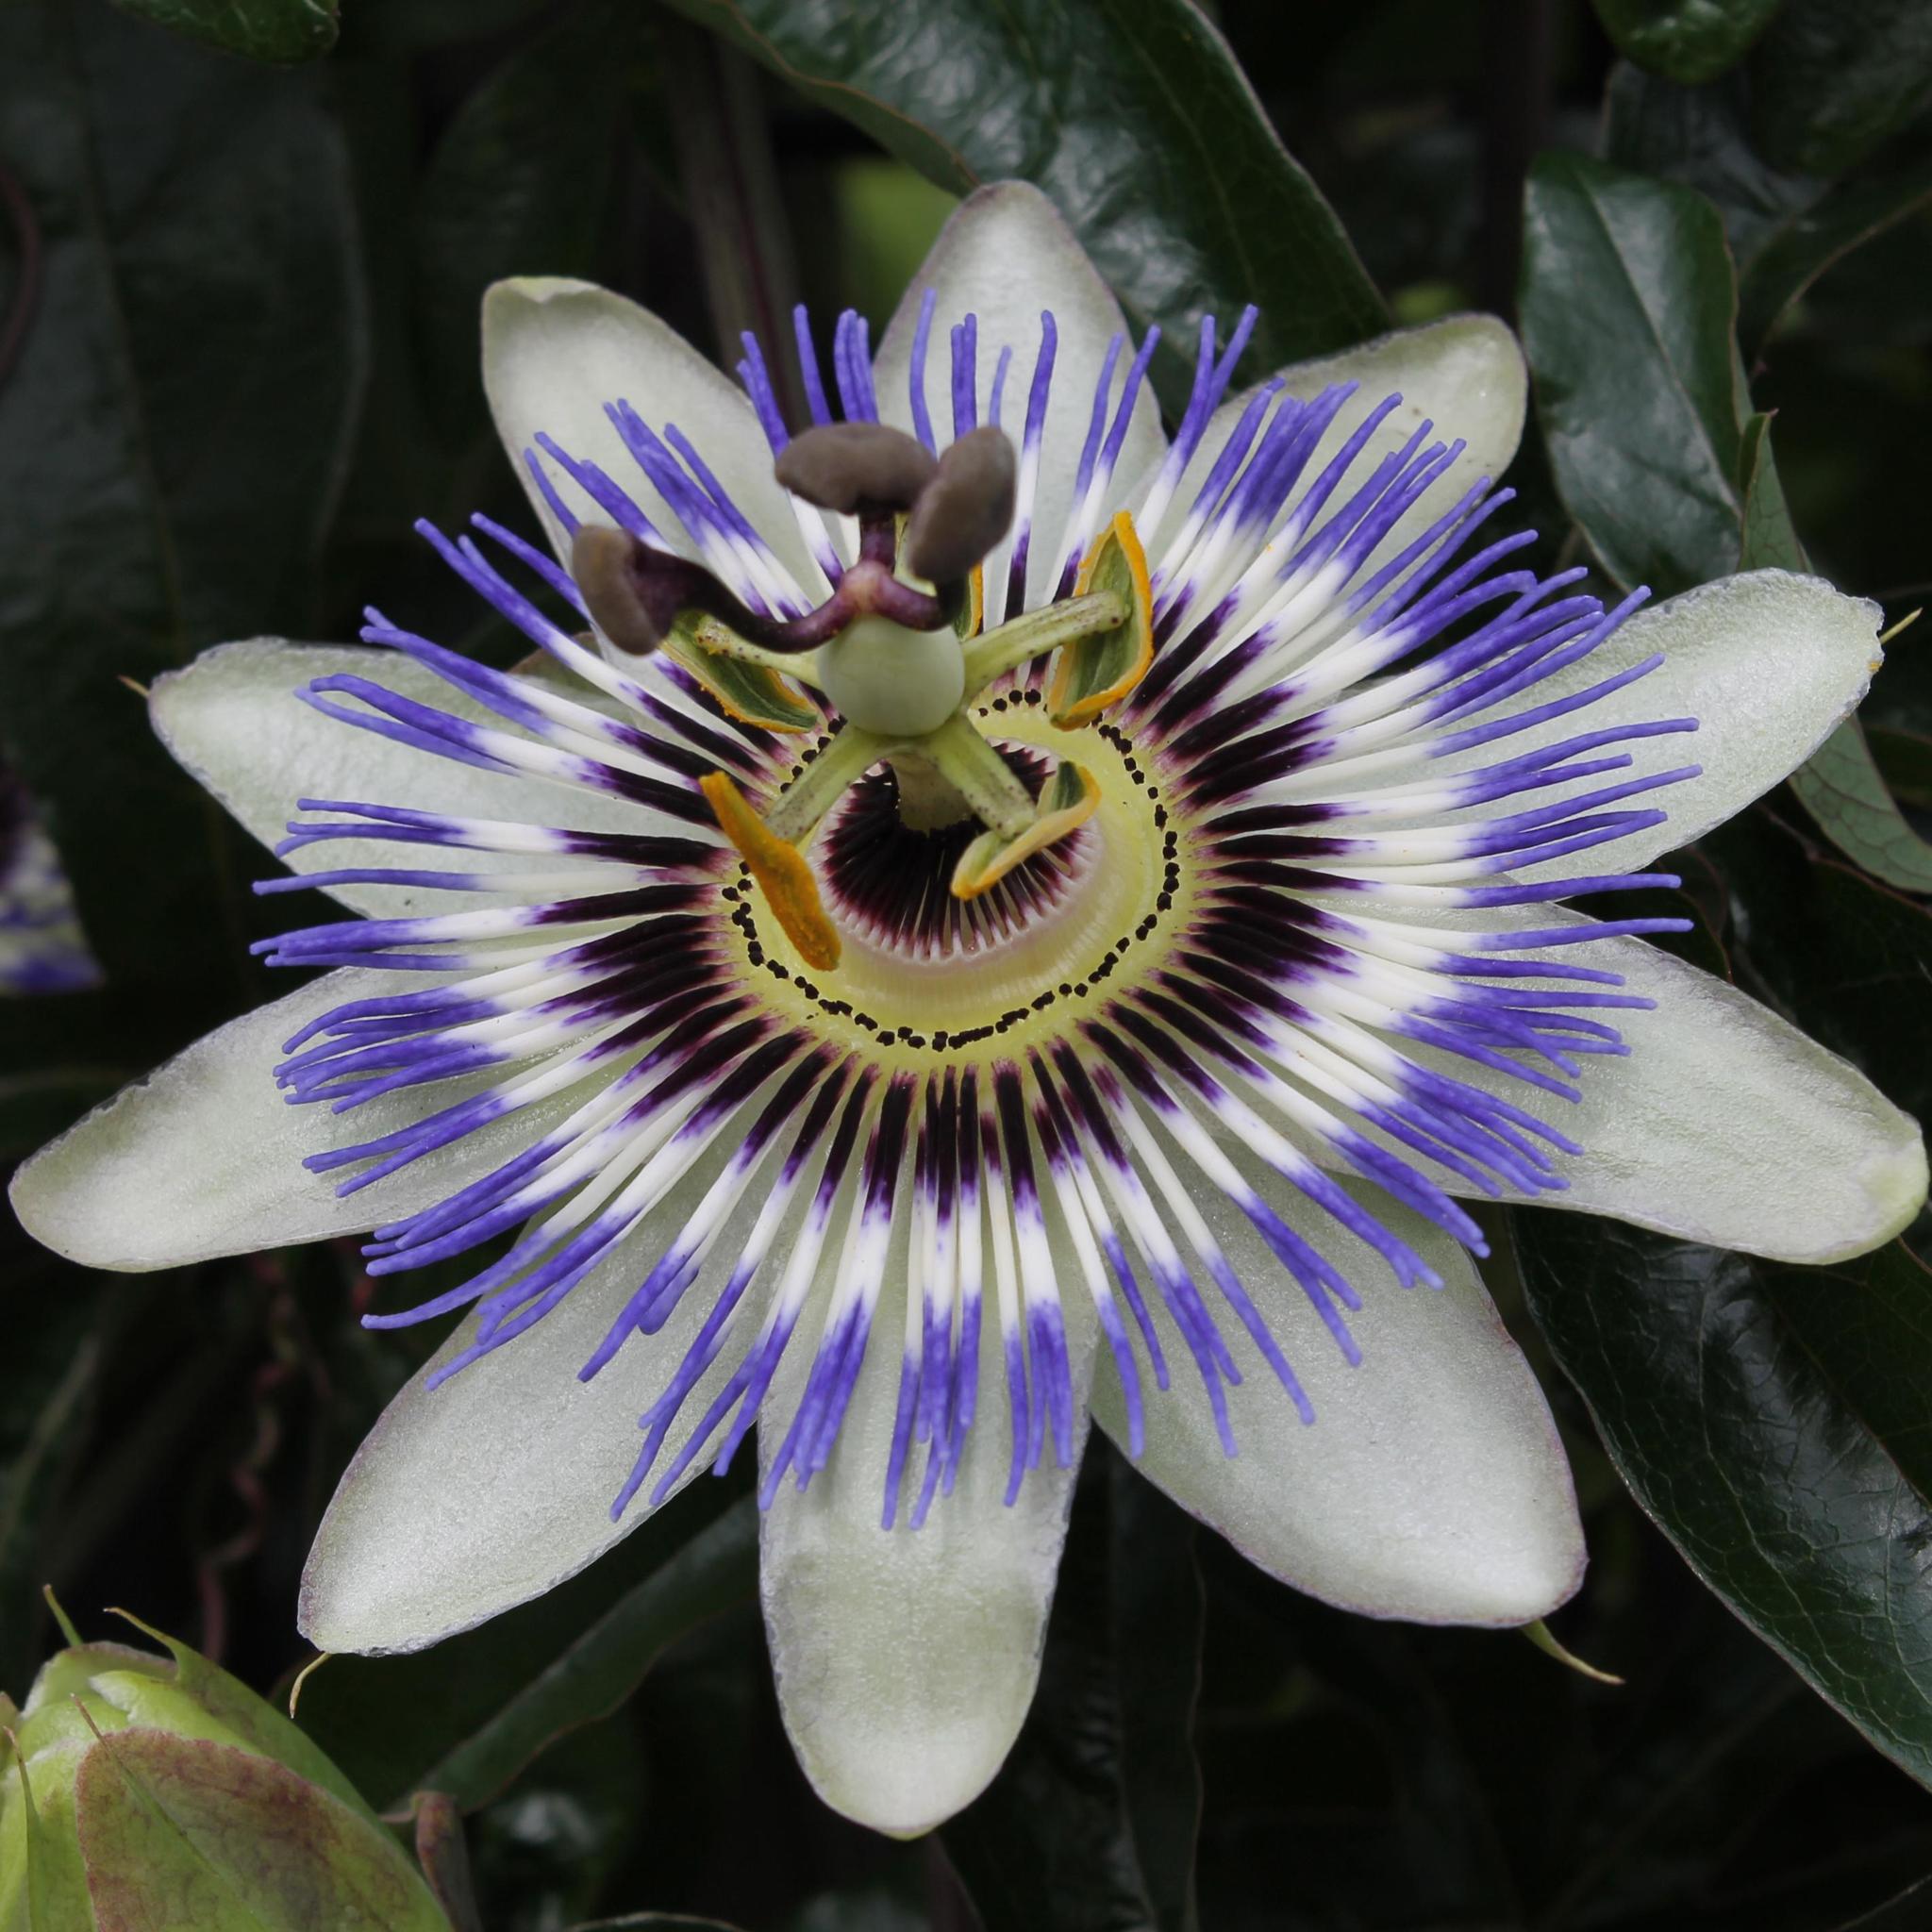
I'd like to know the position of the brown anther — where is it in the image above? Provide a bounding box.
[774,422,938,515]
[903,425,1017,587]
[572,525,737,658]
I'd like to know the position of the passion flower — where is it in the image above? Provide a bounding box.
[11,183,1923,1837]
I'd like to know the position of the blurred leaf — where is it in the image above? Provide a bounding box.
[1520,152,1743,595]
[0,1264,106,1688]
[0,0,366,1000]
[107,0,337,63]
[74,1730,448,1929]
[414,0,635,441]
[1605,62,1932,358]
[1738,151,1932,356]
[661,0,1386,396]
[943,1452,1203,1932]
[1750,0,1932,175]
[297,1491,756,1812]
[1518,1216,1932,1792]
[1591,0,1782,86]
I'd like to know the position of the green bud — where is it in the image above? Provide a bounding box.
[1,1607,451,1931]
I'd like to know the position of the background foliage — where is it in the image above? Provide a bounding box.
[3,0,1932,1924]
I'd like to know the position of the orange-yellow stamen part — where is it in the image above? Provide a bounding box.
[1050,511,1154,727]
[700,771,842,971]
[952,762,1102,901]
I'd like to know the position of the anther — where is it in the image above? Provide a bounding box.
[572,525,751,657]
[775,422,938,515]
[903,425,1017,586]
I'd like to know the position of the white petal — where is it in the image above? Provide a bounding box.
[152,639,650,918]
[1092,1173,1582,1625]
[1442,571,1885,879]
[874,182,1165,607]
[8,970,567,1270]
[1379,905,1927,1262]
[301,1171,766,1654]
[482,275,820,595]
[1140,312,1527,570]
[758,1203,1094,1837]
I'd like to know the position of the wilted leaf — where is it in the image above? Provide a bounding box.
[74,1731,448,1930]
[661,0,1386,397]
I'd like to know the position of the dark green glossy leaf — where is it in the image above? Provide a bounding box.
[0,0,366,999]
[661,0,1386,395]
[1519,152,1743,595]
[414,0,635,441]
[1749,0,1932,176]
[1591,0,1782,86]
[1517,1212,1932,1790]
[943,1451,1202,1932]
[296,1491,756,1812]
[108,0,336,62]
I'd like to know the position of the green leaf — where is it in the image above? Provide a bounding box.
[1519,152,1744,595]
[1788,721,1932,893]
[0,0,367,999]
[1749,0,1932,176]
[1517,1214,1932,1790]
[660,0,1386,396]
[942,1453,1203,1932]
[108,0,337,62]
[1591,0,1782,86]
[73,1731,448,1930]
[414,0,635,441]
[296,1491,757,1813]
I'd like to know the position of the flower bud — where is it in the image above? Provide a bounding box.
[1,1607,450,1931]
